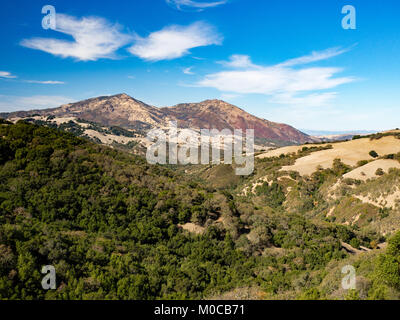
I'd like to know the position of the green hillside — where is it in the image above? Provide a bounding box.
[1,120,400,300]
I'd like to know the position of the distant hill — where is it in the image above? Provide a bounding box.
[162,99,313,144]
[302,129,376,136]
[301,129,377,142]
[0,93,314,146]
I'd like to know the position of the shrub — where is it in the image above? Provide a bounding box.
[345,289,360,300]
[374,254,400,289]
[298,288,322,300]
[350,238,361,249]
[373,232,400,291]
[369,151,379,158]
[387,232,400,257]
[357,160,369,167]
[255,182,286,208]
[375,168,384,176]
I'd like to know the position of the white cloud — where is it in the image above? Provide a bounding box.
[0,72,64,85]
[269,92,338,107]
[0,95,74,112]
[166,0,228,11]
[183,67,194,75]
[128,22,222,61]
[24,80,65,85]
[277,47,350,67]
[21,14,133,61]
[21,14,221,62]
[0,71,17,79]
[219,55,257,69]
[197,48,355,107]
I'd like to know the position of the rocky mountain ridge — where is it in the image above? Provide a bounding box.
[0,93,314,145]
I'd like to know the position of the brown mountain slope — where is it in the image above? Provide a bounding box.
[1,94,167,131]
[50,94,167,130]
[1,94,313,144]
[162,99,312,144]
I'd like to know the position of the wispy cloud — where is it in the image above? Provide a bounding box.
[0,71,17,79]
[128,22,222,61]
[0,95,74,112]
[277,47,350,67]
[21,14,133,61]
[270,92,339,106]
[197,47,355,107]
[24,80,65,85]
[183,67,195,75]
[166,0,228,11]
[21,14,222,63]
[218,54,258,69]
[0,71,64,85]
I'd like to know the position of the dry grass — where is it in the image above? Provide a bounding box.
[178,223,206,235]
[280,136,400,175]
[256,144,328,159]
[343,159,400,181]
[84,129,138,145]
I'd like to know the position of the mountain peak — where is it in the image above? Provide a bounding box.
[162,99,313,144]
[201,99,228,104]
[2,94,314,145]
[197,99,246,114]
[167,99,232,109]
[113,93,132,99]
[50,93,166,129]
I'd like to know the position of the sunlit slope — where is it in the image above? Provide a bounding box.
[258,135,400,176]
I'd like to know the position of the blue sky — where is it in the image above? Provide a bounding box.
[0,0,399,131]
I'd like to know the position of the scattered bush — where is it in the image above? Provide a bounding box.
[369,150,379,158]
[357,160,369,167]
